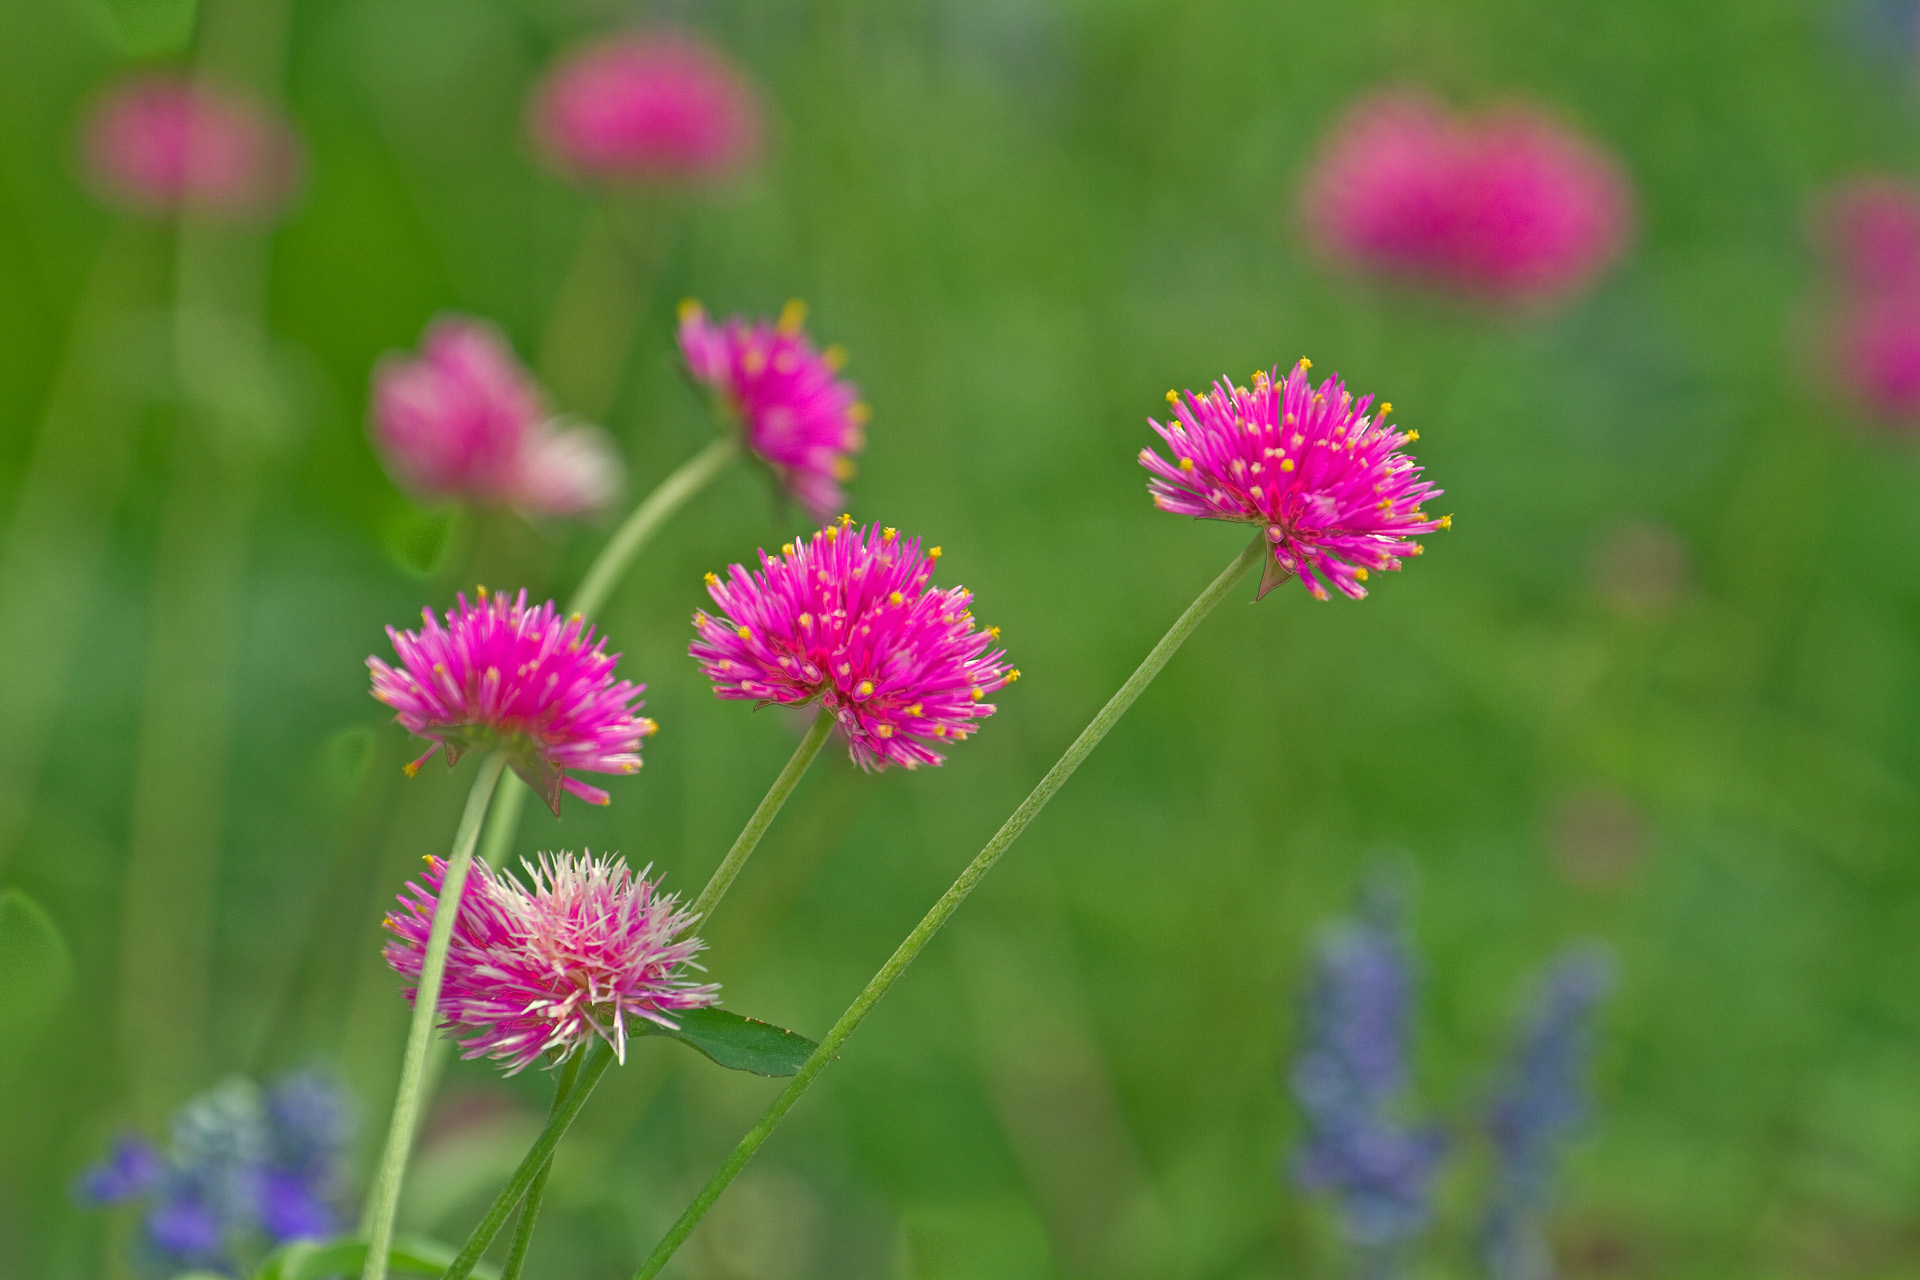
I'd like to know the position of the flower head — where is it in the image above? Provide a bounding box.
[679,300,868,521]
[691,518,1015,770]
[1301,89,1631,307]
[81,74,302,221]
[371,315,623,515]
[1141,361,1446,600]
[531,30,760,183]
[368,588,654,813]
[1812,176,1920,299]
[384,851,717,1073]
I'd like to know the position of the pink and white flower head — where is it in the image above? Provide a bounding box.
[1811,176,1920,299]
[80,74,302,221]
[691,518,1016,770]
[1300,89,1632,308]
[678,299,868,522]
[1140,360,1447,601]
[384,851,716,1074]
[368,588,654,813]
[530,30,761,184]
[371,315,623,516]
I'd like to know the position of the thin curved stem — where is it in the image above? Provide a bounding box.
[497,1052,585,1280]
[568,436,740,619]
[689,707,836,926]
[359,753,508,1280]
[631,536,1268,1279]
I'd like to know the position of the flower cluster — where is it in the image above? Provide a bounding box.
[78,1073,354,1275]
[1811,177,1920,424]
[368,588,653,812]
[679,300,868,522]
[1140,361,1446,600]
[691,518,1016,770]
[370,315,623,515]
[81,74,303,221]
[385,851,717,1073]
[1300,89,1631,307]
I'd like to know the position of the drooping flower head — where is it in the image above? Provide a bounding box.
[384,851,717,1073]
[679,300,868,521]
[81,74,303,221]
[691,518,1016,770]
[531,30,761,184]
[368,588,654,813]
[1141,360,1446,601]
[370,315,623,516]
[1301,89,1632,307]
[1811,175,1920,299]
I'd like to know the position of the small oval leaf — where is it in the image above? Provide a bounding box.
[0,889,74,1027]
[650,1007,819,1077]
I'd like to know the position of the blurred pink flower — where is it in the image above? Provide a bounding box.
[679,300,867,521]
[1140,360,1446,601]
[80,74,302,220]
[385,851,715,1073]
[1300,89,1632,307]
[371,315,623,515]
[1830,291,1920,421]
[1811,176,1920,299]
[530,30,761,183]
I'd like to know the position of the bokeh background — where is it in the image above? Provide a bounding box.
[6,0,1920,1277]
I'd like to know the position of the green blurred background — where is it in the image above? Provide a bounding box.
[6,0,1920,1276]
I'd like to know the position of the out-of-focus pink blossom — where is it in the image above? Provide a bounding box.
[81,74,302,220]
[1811,176,1920,298]
[371,315,623,516]
[1830,291,1920,421]
[530,31,761,183]
[1300,89,1632,308]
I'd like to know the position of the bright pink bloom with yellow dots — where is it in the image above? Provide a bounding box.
[82,74,302,220]
[691,520,1015,770]
[368,589,653,813]
[531,30,760,183]
[385,851,715,1074]
[1140,362,1446,601]
[1301,90,1631,307]
[679,301,867,521]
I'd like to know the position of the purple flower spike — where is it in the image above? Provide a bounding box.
[77,1136,165,1204]
[368,588,654,813]
[691,518,1017,771]
[1141,361,1446,600]
[384,851,717,1074]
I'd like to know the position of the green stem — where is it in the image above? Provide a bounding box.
[688,707,835,926]
[498,1052,585,1280]
[359,753,508,1280]
[632,536,1268,1279]
[568,436,740,619]
[444,1041,615,1280]
[478,776,530,871]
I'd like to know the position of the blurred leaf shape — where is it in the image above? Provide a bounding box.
[643,1007,818,1076]
[0,889,74,1028]
[252,1235,496,1280]
[75,0,197,56]
[382,504,468,580]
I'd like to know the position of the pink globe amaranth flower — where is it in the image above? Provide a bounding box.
[1829,291,1920,423]
[81,74,302,221]
[370,315,623,516]
[679,299,868,522]
[384,851,716,1074]
[1140,360,1447,601]
[1301,89,1632,307]
[530,30,760,183]
[368,588,654,813]
[691,518,1016,770]
[1812,176,1920,298]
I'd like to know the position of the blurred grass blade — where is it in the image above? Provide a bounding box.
[646,1007,819,1076]
[0,889,74,1027]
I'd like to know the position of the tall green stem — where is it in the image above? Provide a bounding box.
[689,707,835,925]
[360,753,508,1280]
[632,537,1268,1279]
[569,436,740,620]
[497,1051,585,1280]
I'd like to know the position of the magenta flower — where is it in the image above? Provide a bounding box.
[530,30,760,184]
[384,851,716,1073]
[1140,361,1447,601]
[1812,176,1920,300]
[370,315,623,516]
[1829,292,1920,423]
[368,588,654,812]
[80,74,302,221]
[679,300,868,521]
[691,518,1016,770]
[1300,89,1632,308]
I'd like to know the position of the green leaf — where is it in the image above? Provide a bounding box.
[252,1235,496,1280]
[0,889,74,1028]
[382,503,468,579]
[645,1007,819,1077]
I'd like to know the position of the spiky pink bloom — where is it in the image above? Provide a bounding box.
[1812,176,1920,299]
[1301,89,1632,307]
[1140,361,1447,601]
[368,588,654,812]
[371,315,623,516]
[384,851,716,1073]
[530,30,760,183]
[679,300,868,521]
[81,74,302,220]
[691,519,1016,770]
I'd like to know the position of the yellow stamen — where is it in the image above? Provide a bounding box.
[987,626,1000,639]
[402,761,421,778]
[736,626,751,639]
[833,458,858,481]
[883,527,897,541]
[779,298,808,332]
[889,591,904,605]
[1165,390,1180,405]
[1405,429,1418,441]
[929,546,942,559]
[970,687,983,701]
[678,297,702,322]
[1281,459,1295,471]
[857,680,874,696]
[839,512,853,526]
[850,402,871,424]
[1005,669,1021,683]
[1439,514,1453,529]
[1298,357,1312,370]
[1179,457,1195,471]
[703,572,718,586]
[1355,568,1369,581]
[782,543,795,556]
[909,703,923,716]
[875,724,893,738]
[824,343,848,370]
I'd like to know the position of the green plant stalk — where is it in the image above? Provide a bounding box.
[360,753,509,1280]
[632,536,1269,1279]
[688,706,836,925]
[497,1051,586,1280]
[568,435,740,620]
[444,1041,615,1280]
